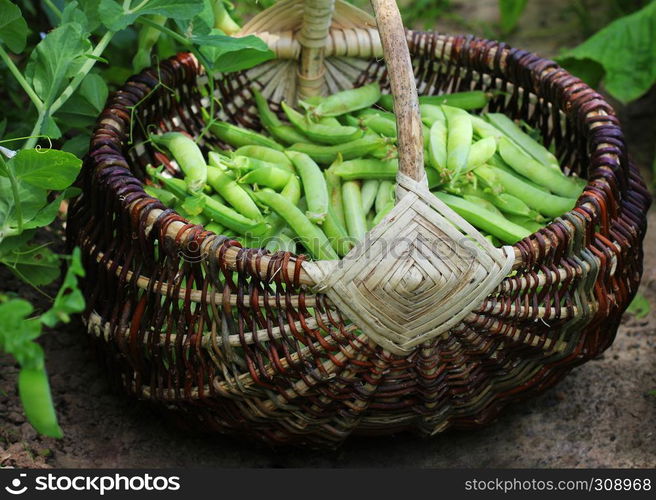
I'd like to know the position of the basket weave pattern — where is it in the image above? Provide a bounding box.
[67,28,650,445]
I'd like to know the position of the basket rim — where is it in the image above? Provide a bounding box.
[82,30,648,287]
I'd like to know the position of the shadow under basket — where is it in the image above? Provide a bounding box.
[67,1,650,446]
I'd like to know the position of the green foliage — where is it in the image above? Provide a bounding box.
[557,1,656,103]
[0,0,272,438]
[498,0,528,34]
[0,249,85,438]
[26,23,91,107]
[194,31,273,72]
[0,150,81,239]
[99,0,205,31]
[0,0,27,53]
[627,292,651,319]
[398,0,452,29]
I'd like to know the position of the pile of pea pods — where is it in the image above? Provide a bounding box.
[146,83,586,260]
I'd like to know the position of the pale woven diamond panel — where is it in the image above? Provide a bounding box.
[304,175,515,355]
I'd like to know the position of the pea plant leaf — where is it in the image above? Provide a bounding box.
[1,244,60,287]
[192,31,274,73]
[0,176,48,235]
[24,22,91,106]
[0,0,28,53]
[0,151,81,239]
[174,0,215,37]
[0,299,43,369]
[79,73,109,112]
[22,190,72,230]
[61,1,91,33]
[627,292,650,319]
[40,248,86,327]
[9,149,82,191]
[99,0,205,31]
[498,0,528,34]
[557,1,656,103]
[57,73,109,127]
[77,0,102,32]
[42,116,63,140]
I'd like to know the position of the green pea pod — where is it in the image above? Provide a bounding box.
[474,164,576,218]
[332,158,398,180]
[212,0,240,34]
[376,94,395,112]
[498,137,585,198]
[234,145,293,169]
[342,181,368,242]
[506,214,546,233]
[360,113,397,139]
[378,90,491,112]
[325,165,346,228]
[420,91,491,110]
[19,368,63,438]
[428,119,448,179]
[426,168,441,189]
[375,180,395,214]
[233,155,295,174]
[318,116,342,126]
[265,230,298,253]
[463,194,504,217]
[420,104,446,126]
[253,190,338,260]
[281,102,363,145]
[147,166,189,201]
[341,114,362,128]
[443,105,473,182]
[207,166,263,221]
[132,15,166,72]
[322,206,354,257]
[485,234,502,247]
[433,191,531,244]
[487,153,551,193]
[269,124,311,145]
[288,135,385,164]
[471,114,504,140]
[361,179,380,214]
[207,150,232,169]
[286,151,329,224]
[356,108,396,120]
[187,213,209,226]
[308,82,381,118]
[239,165,293,190]
[465,136,497,171]
[200,193,267,235]
[299,95,323,108]
[372,199,394,226]
[281,173,302,205]
[149,132,207,193]
[485,113,560,170]
[205,221,226,234]
[208,119,284,151]
[368,142,397,161]
[252,88,282,131]
[460,184,537,218]
[144,185,177,207]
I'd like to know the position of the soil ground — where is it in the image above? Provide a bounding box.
[1,0,655,468]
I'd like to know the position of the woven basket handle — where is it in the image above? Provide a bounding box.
[370,0,424,183]
[297,0,424,182]
[298,0,336,98]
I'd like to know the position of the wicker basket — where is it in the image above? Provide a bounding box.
[67,0,651,446]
